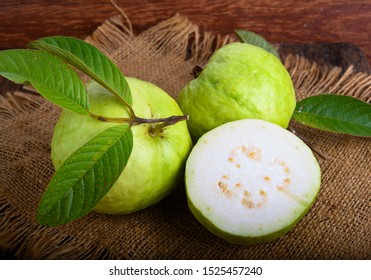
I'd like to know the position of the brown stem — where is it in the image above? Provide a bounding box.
[288,126,329,161]
[89,112,133,124]
[147,115,189,137]
[89,112,189,128]
[192,65,203,78]
[133,115,189,125]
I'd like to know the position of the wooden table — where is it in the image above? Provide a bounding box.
[1,0,370,64]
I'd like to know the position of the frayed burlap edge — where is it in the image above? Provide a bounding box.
[285,55,371,102]
[0,13,370,260]
[86,13,234,70]
[0,196,116,259]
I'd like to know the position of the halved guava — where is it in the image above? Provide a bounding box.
[185,119,321,244]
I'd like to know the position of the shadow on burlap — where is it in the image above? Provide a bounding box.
[0,14,370,259]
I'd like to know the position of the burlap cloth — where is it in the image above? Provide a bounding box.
[0,14,370,260]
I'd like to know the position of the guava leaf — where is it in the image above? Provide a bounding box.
[293,94,371,137]
[37,124,133,227]
[28,36,132,106]
[235,29,281,60]
[0,49,89,115]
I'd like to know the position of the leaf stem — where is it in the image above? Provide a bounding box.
[288,126,329,161]
[133,115,189,125]
[89,112,189,128]
[89,112,133,123]
[147,115,189,137]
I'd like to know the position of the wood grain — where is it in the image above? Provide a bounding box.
[1,0,370,63]
[0,0,370,260]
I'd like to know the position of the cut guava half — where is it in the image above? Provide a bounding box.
[185,119,321,244]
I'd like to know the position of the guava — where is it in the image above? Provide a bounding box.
[177,42,296,140]
[185,119,321,244]
[51,77,193,215]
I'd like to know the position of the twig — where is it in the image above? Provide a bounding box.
[288,126,329,161]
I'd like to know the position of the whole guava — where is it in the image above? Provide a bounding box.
[185,119,321,244]
[178,42,296,140]
[51,77,193,215]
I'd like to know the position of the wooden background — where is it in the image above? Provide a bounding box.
[1,0,370,64]
[0,0,370,260]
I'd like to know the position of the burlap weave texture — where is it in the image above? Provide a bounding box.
[0,14,370,259]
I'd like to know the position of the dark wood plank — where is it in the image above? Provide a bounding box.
[278,43,370,73]
[1,41,369,100]
[1,0,370,62]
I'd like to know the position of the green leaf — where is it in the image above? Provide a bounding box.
[293,94,371,137]
[0,49,89,115]
[29,36,132,106]
[37,124,133,226]
[235,29,280,60]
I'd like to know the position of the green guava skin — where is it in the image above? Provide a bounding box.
[51,77,193,215]
[177,42,296,140]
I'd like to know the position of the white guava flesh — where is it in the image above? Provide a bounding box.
[51,77,193,215]
[185,119,321,244]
